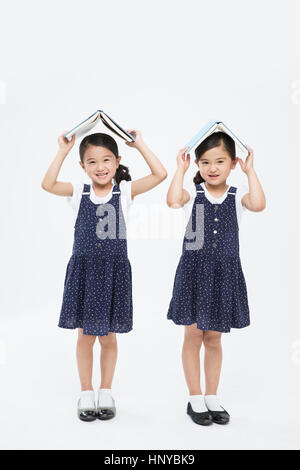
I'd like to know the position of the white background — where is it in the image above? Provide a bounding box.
[1,0,299,450]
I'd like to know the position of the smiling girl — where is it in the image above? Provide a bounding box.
[41,130,167,422]
[166,131,266,426]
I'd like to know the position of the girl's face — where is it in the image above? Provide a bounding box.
[80,145,121,186]
[195,144,237,185]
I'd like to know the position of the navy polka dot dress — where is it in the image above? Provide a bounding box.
[167,183,250,333]
[58,183,133,336]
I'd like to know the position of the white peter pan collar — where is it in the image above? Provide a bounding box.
[88,178,117,204]
[201,182,230,204]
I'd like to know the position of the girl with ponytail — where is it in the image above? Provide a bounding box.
[166,130,266,426]
[41,129,167,421]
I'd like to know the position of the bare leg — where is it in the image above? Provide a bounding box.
[182,324,204,395]
[98,332,118,389]
[203,330,222,395]
[76,328,97,391]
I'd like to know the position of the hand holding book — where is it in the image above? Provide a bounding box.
[125,129,146,148]
[58,131,75,154]
[237,145,254,175]
[177,146,190,173]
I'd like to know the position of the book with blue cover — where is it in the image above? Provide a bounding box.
[64,110,136,143]
[185,120,249,157]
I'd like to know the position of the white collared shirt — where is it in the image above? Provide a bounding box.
[183,180,249,227]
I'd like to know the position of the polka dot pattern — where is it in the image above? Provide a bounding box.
[167,184,250,333]
[58,184,133,336]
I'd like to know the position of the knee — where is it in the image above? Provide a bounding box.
[184,325,204,347]
[203,332,222,349]
[98,332,117,348]
[77,333,97,348]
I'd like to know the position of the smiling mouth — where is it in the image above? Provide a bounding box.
[209,174,219,177]
[96,172,108,178]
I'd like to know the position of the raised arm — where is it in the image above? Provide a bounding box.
[238,146,266,212]
[41,132,76,196]
[166,147,191,208]
[124,129,167,199]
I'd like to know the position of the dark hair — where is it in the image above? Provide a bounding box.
[79,133,131,184]
[193,131,236,184]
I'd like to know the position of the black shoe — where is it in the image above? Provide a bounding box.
[187,402,213,426]
[206,406,230,425]
[96,408,116,420]
[96,396,116,420]
[77,399,97,422]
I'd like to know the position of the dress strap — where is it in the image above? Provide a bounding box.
[82,183,91,195]
[227,186,237,196]
[112,183,121,194]
[195,183,205,193]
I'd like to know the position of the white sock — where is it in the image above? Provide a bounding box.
[204,394,223,411]
[189,394,208,413]
[79,390,95,409]
[98,388,114,407]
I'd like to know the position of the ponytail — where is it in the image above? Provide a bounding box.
[115,163,132,184]
[193,170,205,184]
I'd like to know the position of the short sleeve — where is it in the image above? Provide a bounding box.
[182,179,195,223]
[119,180,133,207]
[66,181,84,213]
[236,184,249,213]
[184,178,196,199]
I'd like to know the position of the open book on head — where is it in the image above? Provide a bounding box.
[64,110,136,143]
[185,120,249,157]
